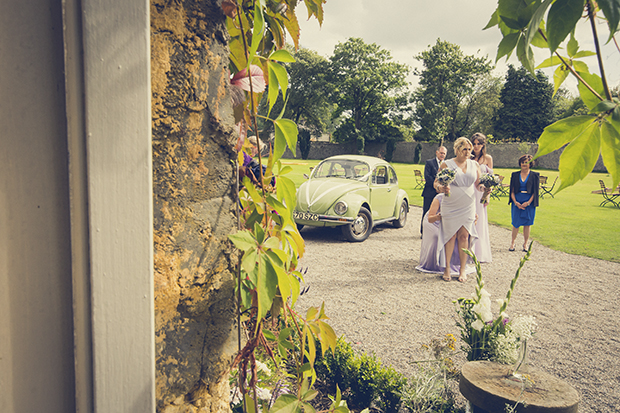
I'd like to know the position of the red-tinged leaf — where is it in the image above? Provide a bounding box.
[556,122,601,192]
[284,6,301,49]
[601,119,620,189]
[535,115,596,158]
[221,0,237,18]
[231,65,266,93]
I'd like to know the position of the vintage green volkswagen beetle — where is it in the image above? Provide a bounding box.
[294,155,409,242]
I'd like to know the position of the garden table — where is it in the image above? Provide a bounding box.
[460,361,579,413]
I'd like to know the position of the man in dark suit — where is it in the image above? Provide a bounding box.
[420,146,447,234]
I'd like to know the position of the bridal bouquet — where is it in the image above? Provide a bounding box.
[436,168,456,197]
[479,173,501,204]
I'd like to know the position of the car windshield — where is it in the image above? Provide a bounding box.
[312,159,371,181]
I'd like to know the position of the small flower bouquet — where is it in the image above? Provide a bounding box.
[454,245,536,377]
[436,168,456,196]
[479,173,501,204]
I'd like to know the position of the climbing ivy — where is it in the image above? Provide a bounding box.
[223,1,345,413]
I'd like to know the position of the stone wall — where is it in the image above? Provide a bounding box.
[151,0,237,411]
[285,141,607,172]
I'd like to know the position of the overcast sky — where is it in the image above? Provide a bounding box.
[295,0,620,95]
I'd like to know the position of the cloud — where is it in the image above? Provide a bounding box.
[296,0,619,94]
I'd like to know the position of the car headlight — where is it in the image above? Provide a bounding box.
[334,201,348,215]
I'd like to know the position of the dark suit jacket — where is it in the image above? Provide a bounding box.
[422,158,439,199]
[508,170,540,207]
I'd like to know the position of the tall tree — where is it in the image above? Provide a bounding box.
[456,73,502,138]
[328,37,411,150]
[257,47,333,157]
[493,65,555,142]
[413,39,493,143]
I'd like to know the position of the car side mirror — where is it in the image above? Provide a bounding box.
[303,173,309,179]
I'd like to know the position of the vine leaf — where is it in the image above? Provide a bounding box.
[231,65,266,93]
[598,0,620,42]
[248,3,264,67]
[556,120,601,192]
[270,394,300,413]
[546,0,585,53]
[576,70,605,110]
[268,61,289,114]
[601,119,620,189]
[274,119,298,160]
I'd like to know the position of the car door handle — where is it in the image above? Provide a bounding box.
[387,188,392,192]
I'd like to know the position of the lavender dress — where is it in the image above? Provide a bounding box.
[416,194,475,275]
[472,164,493,263]
[437,159,478,269]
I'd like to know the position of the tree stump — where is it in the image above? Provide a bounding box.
[460,361,579,413]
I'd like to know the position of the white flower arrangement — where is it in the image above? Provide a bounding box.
[454,245,534,363]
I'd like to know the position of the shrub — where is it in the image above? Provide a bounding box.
[316,337,407,413]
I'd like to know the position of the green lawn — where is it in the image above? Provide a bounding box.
[282,159,620,263]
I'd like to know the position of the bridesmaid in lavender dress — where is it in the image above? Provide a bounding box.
[435,137,489,282]
[416,194,475,275]
[471,133,494,263]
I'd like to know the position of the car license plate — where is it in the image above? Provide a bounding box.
[294,211,319,221]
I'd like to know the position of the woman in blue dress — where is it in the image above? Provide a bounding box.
[509,154,539,251]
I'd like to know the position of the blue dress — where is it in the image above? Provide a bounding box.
[511,174,536,227]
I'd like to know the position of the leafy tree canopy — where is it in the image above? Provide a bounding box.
[413,39,493,143]
[328,37,411,147]
[494,64,555,142]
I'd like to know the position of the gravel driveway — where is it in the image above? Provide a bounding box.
[296,205,620,412]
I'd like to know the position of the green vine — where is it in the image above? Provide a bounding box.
[223,1,346,413]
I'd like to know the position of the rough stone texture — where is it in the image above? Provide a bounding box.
[151,0,238,411]
[283,141,607,172]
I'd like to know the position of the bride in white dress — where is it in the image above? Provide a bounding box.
[435,137,489,282]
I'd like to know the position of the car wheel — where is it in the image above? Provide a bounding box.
[341,207,372,242]
[392,200,408,228]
